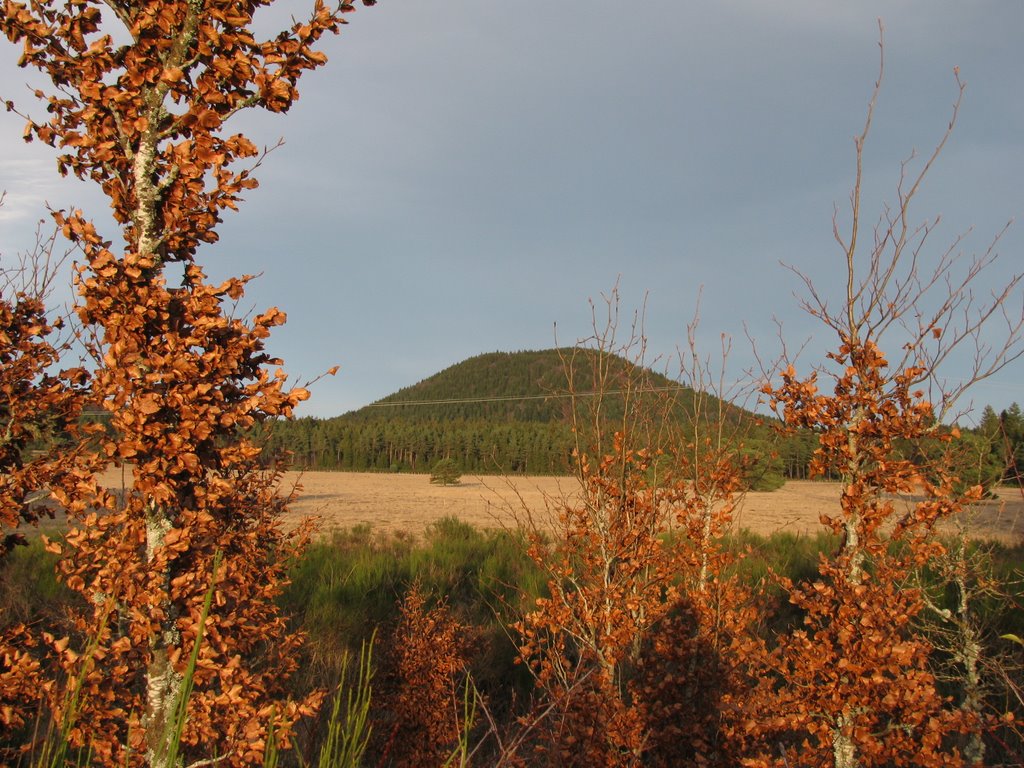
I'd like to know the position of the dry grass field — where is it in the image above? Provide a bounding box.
[88,467,1024,544]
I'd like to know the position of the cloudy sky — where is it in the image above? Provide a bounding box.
[1,1,1021,419]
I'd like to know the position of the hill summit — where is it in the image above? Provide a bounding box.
[264,348,758,476]
[347,348,703,424]
[349,349,583,423]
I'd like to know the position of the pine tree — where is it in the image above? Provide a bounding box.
[430,457,462,486]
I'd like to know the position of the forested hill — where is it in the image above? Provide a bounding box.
[344,349,585,424]
[343,348,727,424]
[260,350,1020,489]
[262,349,763,476]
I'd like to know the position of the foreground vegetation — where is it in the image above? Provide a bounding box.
[4,520,1023,765]
[1,0,1022,764]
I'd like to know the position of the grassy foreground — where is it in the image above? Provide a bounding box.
[3,520,1023,765]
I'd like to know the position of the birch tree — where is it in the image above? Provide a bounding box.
[1,0,374,764]
[751,29,1023,768]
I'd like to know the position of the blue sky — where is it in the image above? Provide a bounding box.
[1,1,1022,419]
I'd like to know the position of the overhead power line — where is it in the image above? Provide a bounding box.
[364,385,694,408]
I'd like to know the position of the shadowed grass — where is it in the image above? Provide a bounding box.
[4,521,1023,764]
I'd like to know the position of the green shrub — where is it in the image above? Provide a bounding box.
[429,458,461,486]
[739,441,787,491]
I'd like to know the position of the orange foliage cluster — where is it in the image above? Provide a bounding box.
[740,338,978,767]
[504,292,1005,766]
[6,0,372,263]
[0,274,101,740]
[516,428,762,767]
[1,0,374,763]
[0,290,92,556]
[373,585,472,768]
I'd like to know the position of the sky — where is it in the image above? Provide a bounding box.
[0,1,1022,421]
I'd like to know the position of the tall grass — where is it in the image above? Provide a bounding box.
[723,528,838,590]
[302,639,374,768]
[4,521,1023,764]
[282,518,545,695]
[29,626,101,768]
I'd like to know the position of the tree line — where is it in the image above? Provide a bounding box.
[264,416,575,474]
[262,402,1022,494]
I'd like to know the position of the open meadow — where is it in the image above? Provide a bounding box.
[93,466,1024,544]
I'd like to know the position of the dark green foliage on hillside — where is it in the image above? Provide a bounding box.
[265,414,576,474]
[902,402,1024,495]
[977,403,1024,485]
[264,349,758,475]
[264,350,1022,487]
[357,350,580,424]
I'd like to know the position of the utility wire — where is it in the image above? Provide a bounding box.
[82,378,1012,417]
[79,385,701,415]
[363,385,694,408]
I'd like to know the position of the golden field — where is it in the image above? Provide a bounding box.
[91,467,1024,544]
